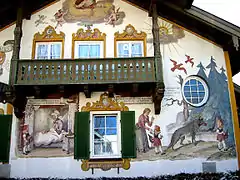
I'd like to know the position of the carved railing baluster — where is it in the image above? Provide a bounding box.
[15,57,155,85]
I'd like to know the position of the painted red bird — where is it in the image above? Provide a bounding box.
[185,55,194,67]
[170,59,187,75]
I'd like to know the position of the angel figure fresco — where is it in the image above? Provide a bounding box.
[104,6,120,27]
[54,9,67,29]
[60,0,125,25]
[74,0,97,9]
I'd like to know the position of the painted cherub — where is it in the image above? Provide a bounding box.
[216,116,228,151]
[149,125,164,155]
[54,9,67,29]
[104,6,120,27]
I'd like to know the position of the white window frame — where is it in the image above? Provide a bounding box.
[116,41,144,57]
[35,41,62,59]
[74,41,104,59]
[181,76,209,107]
[90,111,121,159]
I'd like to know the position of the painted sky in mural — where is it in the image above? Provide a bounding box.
[52,0,125,28]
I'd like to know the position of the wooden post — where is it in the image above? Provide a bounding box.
[150,0,165,114]
[9,4,23,85]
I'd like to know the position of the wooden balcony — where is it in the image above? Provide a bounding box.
[14,57,156,85]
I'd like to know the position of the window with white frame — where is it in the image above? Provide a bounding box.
[182,76,209,107]
[35,42,62,59]
[74,41,104,59]
[117,41,144,57]
[90,111,121,159]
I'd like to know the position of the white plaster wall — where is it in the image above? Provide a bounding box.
[19,0,154,59]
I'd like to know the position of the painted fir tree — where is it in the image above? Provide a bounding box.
[197,62,208,81]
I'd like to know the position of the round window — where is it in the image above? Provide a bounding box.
[181,76,209,107]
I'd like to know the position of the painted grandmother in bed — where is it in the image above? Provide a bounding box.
[34,110,65,147]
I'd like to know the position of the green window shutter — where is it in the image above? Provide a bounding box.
[121,111,136,158]
[74,112,90,160]
[0,115,12,163]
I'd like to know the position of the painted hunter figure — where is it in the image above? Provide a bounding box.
[216,116,228,151]
[149,125,164,155]
[22,125,32,155]
[136,108,154,153]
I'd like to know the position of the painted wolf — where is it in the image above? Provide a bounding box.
[167,117,207,150]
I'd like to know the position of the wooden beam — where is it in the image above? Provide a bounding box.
[108,84,114,98]
[152,87,164,114]
[131,84,139,97]
[151,0,165,114]
[84,85,91,98]
[34,86,41,98]
[9,3,23,85]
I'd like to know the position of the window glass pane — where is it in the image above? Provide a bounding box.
[190,79,197,85]
[191,86,197,92]
[37,44,48,59]
[92,115,118,157]
[50,44,61,59]
[106,116,117,128]
[131,43,143,57]
[184,85,190,92]
[118,43,129,57]
[89,45,100,58]
[106,128,117,135]
[78,45,89,58]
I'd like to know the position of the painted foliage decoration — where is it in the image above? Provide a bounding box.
[53,0,125,28]
[35,15,49,27]
[0,40,14,75]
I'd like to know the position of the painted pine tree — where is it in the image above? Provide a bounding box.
[197,62,208,81]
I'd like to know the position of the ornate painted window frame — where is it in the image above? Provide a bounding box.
[72,28,106,59]
[114,24,147,57]
[80,92,131,172]
[32,25,65,59]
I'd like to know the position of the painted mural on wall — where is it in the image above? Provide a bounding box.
[0,40,14,75]
[146,19,185,45]
[53,0,125,28]
[134,55,236,161]
[19,98,77,157]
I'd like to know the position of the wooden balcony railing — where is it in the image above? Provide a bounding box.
[14,57,156,85]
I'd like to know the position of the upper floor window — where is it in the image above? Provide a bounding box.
[32,26,65,59]
[35,42,62,59]
[72,28,106,59]
[114,24,147,57]
[117,41,143,57]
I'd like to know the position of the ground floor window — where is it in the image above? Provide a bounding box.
[74,110,136,160]
[90,112,121,159]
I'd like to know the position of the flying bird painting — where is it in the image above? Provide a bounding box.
[185,55,194,67]
[170,59,187,75]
